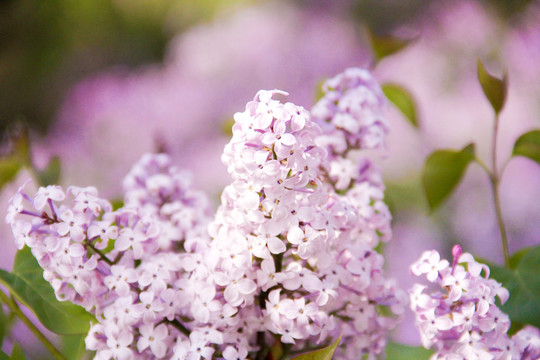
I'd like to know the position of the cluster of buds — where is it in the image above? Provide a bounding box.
[410,245,540,360]
[6,68,405,360]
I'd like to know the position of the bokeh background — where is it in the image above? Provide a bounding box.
[1,0,539,357]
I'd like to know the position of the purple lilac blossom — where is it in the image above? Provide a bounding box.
[7,68,406,359]
[410,245,540,360]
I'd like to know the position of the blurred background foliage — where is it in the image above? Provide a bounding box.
[0,0,539,357]
[0,0,252,136]
[0,0,535,140]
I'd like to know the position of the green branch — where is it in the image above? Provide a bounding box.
[0,288,66,360]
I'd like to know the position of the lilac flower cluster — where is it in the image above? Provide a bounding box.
[410,246,540,360]
[6,68,405,359]
[122,153,213,252]
[312,67,389,154]
[6,156,215,359]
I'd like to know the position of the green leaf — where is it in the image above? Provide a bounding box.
[10,343,26,360]
[512,130,540,165]
[62,334,92,360]
[0,304,6,347]
[385,342,433,360]
[36,156,61,186]
[221,118,234,137]
[477,59,507,114]
[0,157,23,190]
[291,336,341,360]
[0,350,9,360]
[369,30,415,62]
[488,245,540,329]
[382,83,418,127]
[422,143,476,211]
[0,247,94,335]
[314,79,327,102]
[110,199,125,211]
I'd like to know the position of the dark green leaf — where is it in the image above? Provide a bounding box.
[0,350,8,360]
[10,343,26,360]
[422,143,476,211]
[291,336,341,360]
[0,157,23,190]
[508,246,536,269]
[512,130,540,165]
[0,247,94,335]
[382,83,418,127]
[36,156,61,186]
[477,59,507,114]
[488,245,540,328]
[369,30,415,62]
[385,342,432,360]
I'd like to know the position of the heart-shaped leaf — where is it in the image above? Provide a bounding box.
[422,143,476,211]
[0,247,94,335]
[512,130,540,165]
[382,83,419,127]
[487,246,540,329]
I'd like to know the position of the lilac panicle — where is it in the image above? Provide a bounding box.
[7,68,405,360]
[410,247,540,360]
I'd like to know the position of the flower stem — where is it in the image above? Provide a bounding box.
[168,318,191,338]
[0,288,66,360]
[84,240,114,266]
[491,114,511,267]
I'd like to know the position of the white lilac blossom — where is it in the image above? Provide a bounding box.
[7,68,405,359]
[410,245,540,360]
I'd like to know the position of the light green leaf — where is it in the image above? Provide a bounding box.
[477,59,507,114]
[385,342,433,360]
[36,156,61,187]
[10,343,26,360]
[0,247,94,335]
[422,143,476,211]
[221,118,234,137]
[512,130,540,165]
[488,246,540,329]
[291,336,341,360]
[382,83,418,127]
[0,157,23,190]
[314,78,327,102]
[110,199,125,211]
